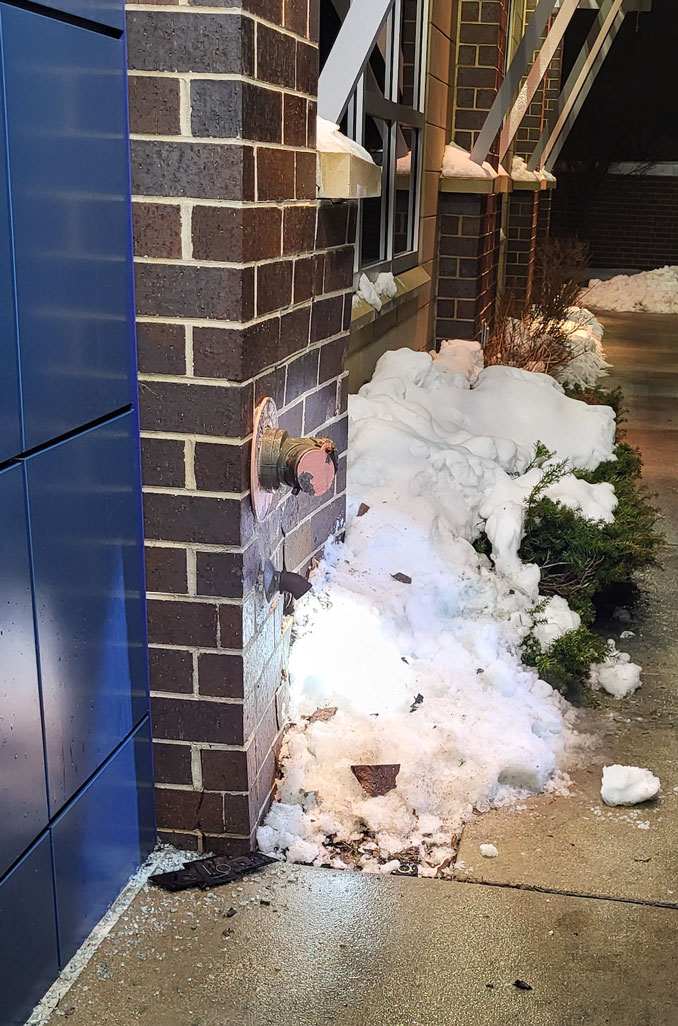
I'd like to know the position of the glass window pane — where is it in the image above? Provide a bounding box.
[361,116,391,266]
[394,125,417,256]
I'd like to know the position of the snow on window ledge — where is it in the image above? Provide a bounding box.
[439,142,511,195]
[316,116,381,200]
[351,265,431,329]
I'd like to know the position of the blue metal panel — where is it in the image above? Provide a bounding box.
[52,719,154,966]
[0,834,59,1026]
[0,30,22,463]
[2,9,134,449]
[26,0,125,33]
[0,465,49,878]
[26,412,149,813]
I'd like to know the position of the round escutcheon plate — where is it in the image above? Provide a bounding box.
[251,397,279,521]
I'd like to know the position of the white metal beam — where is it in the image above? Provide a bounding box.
[318,0,395,125]
[528,0,625,169]
[498,0,579,160]
[468,0,559,166]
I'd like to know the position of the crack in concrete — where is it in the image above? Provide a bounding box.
[455,874,678,911]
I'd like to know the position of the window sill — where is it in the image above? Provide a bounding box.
[317,150,382,200]
[439,172,511,195]
[350,265,431,331]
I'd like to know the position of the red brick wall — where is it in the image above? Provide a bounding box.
[126,0,354,853]
[551,172,678,269]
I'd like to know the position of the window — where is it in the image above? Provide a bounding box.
[319,0,429,277]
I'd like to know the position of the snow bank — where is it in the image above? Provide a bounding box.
[316,116,374,163]
[601,765,660,806]
[258,346,623,870]
[585,266,678,314]
[554,307,611,388]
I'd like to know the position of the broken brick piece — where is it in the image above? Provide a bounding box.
[351,763,400,797]
[307,706,338,723]
[391,572,412,584]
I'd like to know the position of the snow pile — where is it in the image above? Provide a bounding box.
[316,116,374,163]
[590,646,642,699]
[511,155,541,184]
[442,141,497,180]
[435,338,484,384]
[601,765,660,806]
[585,266,678,313]
[354,271,398,312]
[554,307,611,388]
[258,347,624,871]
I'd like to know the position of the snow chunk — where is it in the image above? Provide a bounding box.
[442,142,497,180]
[601,766,660,806]
[480,843,498,858]
[585,266,678,314]
[590,646,642,699]
[316,116,374,163]
[355,271,398,311]
[435,339,484,384]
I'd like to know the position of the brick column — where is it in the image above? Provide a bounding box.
[435,0,508,342]
[126,0,354,854]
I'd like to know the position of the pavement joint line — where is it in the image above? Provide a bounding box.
[453,875,678,912]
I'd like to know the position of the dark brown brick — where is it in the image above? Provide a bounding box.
[191,80,282,144]
[144,493,251,547]
[153,742,193,785]
[152,696,244,745]
[140,380,253,437]
[283,93,307,147]
[323,246,354,292]
[296,39,317,94]
[284,494,345,570]
[147,599,218,647]
[316,201,350,247]
[192,205,281,262]
[198,652,245,699]
[257,147,296,202]
[285,347,318,404]
[126,12,254,75]
[155,786,224,833]
[283,205,316,254]
[280,304,311,356]
[293,254,321,303]
[311,295,343,342]
[141,436,185,488]
[307,99,317,148]
[461,1,480,18]
[304,380,339,431]
[131,141,255,201]
[137,322,186,376]
[283,0,307,35]
[295,150,316,199]
[257,22,296,87]
[318,336,347,383]
[149,647,193,694]
[193,318,281,381]
[219,600,252,650]
[128,75,180,135]
[133,201,181,259]
[201,748,249,792]
[194,440,250,493]
[134,264,254,321]
[223,792,250,833]
[157,829,200,852]
[145,545,188,594]
[254,364,285,408]
[256,260,293,316]
[196,545,260,599]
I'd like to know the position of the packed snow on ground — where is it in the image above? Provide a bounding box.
[257,332,629,873]
[590,645,642,699]
[585,266,678,314]
[601,765,661,806]
[316,115,374,163]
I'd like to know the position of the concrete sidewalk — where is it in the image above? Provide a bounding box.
[39,313,678,1026]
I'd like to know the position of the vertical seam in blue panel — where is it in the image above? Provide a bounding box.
[0,12,25,454]
[22,464,63,964]
[48,829,64,969]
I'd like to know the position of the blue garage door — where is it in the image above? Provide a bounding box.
[0,4,154,1023]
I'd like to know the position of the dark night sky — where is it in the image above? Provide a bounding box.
[559,0,678,163]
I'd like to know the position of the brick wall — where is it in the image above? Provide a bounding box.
[435,0,508,342]
[505,189,538,301]
[551,172,678,269]
[127,0,354,853]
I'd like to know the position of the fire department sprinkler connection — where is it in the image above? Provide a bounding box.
[251,397,338,521]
